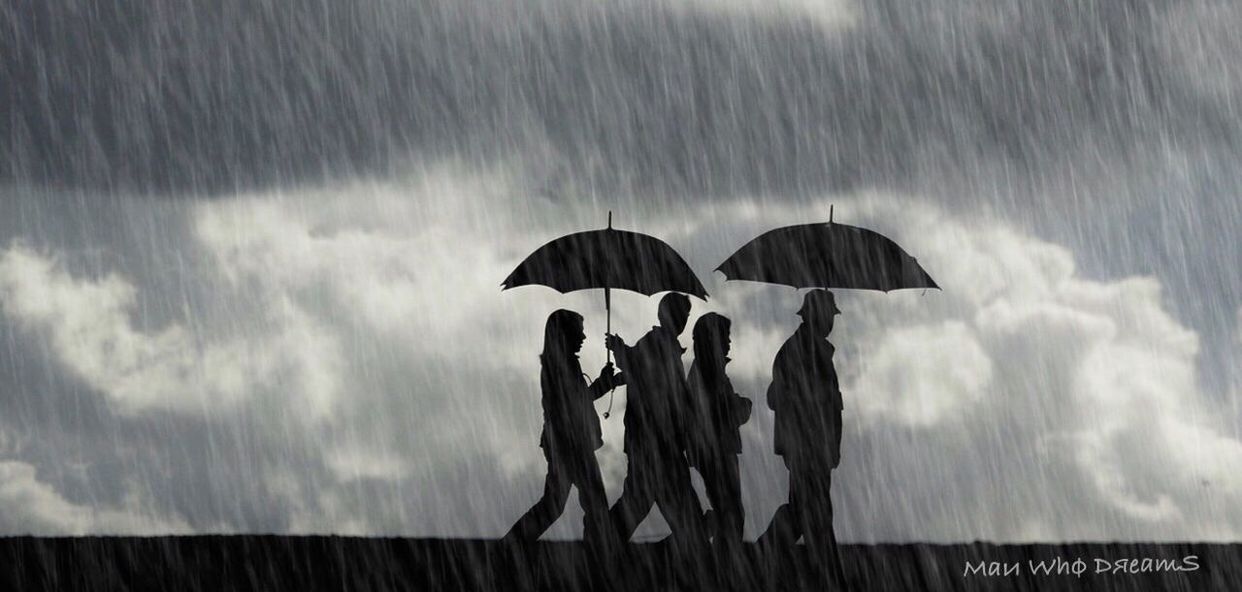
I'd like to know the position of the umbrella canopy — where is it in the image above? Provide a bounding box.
[502,222,708,300]
[716,220,938,291]
[502,215,706,417]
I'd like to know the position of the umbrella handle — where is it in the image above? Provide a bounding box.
[602,212,615,418]
[603,382,616,419]
[603,287,616,419]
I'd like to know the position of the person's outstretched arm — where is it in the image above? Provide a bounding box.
[587,363,624,399]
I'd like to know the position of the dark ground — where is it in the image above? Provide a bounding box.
[0,537,1237,591]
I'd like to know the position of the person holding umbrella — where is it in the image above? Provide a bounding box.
[604,293,708,550]
[501,213,709,552]
[502,213,708,419]
[504,309,625,547]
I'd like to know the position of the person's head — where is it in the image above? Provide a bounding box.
[797,290,841,336]
[657,293,692,334]
[543,309,586,357]
[692,312,732,364]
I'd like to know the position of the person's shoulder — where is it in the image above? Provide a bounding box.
[638,327,674,347]
[775,332,801,356]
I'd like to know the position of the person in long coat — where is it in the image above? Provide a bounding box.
[506,309,623,545]
[685,313,752,555]
[760,290,846,585]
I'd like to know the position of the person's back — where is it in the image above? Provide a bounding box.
[770,326,842,463]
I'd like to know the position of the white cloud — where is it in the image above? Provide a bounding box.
[3,165,575,536]
[852,321,993,427]
[0,461,191,535]
[0,244,342,420]
[634,194,1242,541]
[700,195,1242,541]
[325,448,412,483]
[3,167,1238,541]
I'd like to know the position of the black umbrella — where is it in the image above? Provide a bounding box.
[503,213,708,413]
[503,213,708,303]
[716,206,938,291]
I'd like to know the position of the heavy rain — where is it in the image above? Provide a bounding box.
[1,1,1240,589]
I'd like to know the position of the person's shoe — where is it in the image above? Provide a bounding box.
[701,509,718,541]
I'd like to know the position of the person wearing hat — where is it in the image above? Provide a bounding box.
[760,289,846,585]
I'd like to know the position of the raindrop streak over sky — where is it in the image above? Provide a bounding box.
[0,0,1239,542]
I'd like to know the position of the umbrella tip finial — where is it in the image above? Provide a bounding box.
[608,210,613,229]
[830,204,834,224]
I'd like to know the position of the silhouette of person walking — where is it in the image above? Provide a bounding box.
[506,310,624,546]
[760,290,847,585]
[605,293,706,548]
[686,313,752,556]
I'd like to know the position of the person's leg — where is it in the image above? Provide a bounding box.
[505,453,572,541]
[609,455,655,541]
[697,453,744,569]
[790,460,814,546]
[800,463,845,586]
[717,455,745,549]
[656,453,707,547]
[694,456,721,540]
[758,455,802,547]
[648,453,711,590]
[572,453,617,547]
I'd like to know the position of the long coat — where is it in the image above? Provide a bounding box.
[767,326,843,466]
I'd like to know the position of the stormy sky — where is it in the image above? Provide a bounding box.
[1,0,1240,540]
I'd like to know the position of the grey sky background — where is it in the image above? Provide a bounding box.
[1,0,1239,540]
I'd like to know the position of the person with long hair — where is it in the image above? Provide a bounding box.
[506,309,623,546]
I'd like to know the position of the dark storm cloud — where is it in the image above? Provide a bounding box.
[4,0,1237,196]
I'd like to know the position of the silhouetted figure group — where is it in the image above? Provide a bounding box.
[507,290,848,586]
